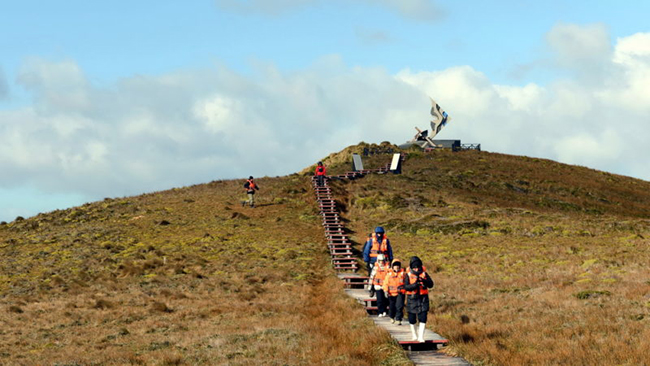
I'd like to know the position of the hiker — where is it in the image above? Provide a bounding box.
[314,161,327,187]
[369,254,389,317]
[243,176,260,208]
[383,258,405,325]
[404,256,434,342]
[363,226,393,275]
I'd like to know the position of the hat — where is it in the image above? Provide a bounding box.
[375,226,385,234]
[391,259,401,267]
[377,254,386,261]
[410,256,422,269]
[249,176,254,179]
[317,161,323,165]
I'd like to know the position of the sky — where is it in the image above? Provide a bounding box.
[1,0,650,222]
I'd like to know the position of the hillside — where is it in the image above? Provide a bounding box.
[2,144,650,365]
[326,147,650,365]
[0,174,408,365]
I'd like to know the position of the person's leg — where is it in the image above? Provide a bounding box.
[377,289,386,316]
[396,294,404,323]
[408,312,417,325]
[408,312,417,340]
[387,296,396,321]
[417,311,428,342]
[418,311,428,324]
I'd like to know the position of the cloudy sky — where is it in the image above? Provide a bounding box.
[1,1,649,222]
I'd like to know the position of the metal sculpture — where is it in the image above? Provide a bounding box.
[399,98,451,150]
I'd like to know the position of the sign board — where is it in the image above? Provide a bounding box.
[390,153,401,174]
[352,153,364,171]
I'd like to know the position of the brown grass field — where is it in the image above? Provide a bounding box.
[334,146,650,365]
[2,143,650,365]
[0,173,408,365]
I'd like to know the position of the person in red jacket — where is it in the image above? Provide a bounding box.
[315,161,327,187]
[404,256,434,342]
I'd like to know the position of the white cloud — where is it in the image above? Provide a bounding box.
[396,66,502,121]
[553,129,623,166]
[0,57,425,204]
[17,58,91,113]
[396,27,650,181]
[597,32,650,113]
[494,83,545,114]
[546,22,612,71]
[193,95,242,134]
[613,32,650,66]
[2,25,650,222]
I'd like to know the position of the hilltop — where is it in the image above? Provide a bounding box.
[1,144,650,365]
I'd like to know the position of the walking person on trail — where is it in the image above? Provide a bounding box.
[315,161,327,187]
[242,176,260,208]
[369,254,390,317]
[383,258,405,325]
[404,256,434,342]
[363,226,393,275]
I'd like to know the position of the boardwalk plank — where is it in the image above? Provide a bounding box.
[315,172,472,366]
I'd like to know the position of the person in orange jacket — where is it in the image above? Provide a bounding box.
[383,258,405,325]
[363,226,393,275]
[404,256,434,342]
[243,176,260,208]
[369,254,390,317]
[314,161,327,187]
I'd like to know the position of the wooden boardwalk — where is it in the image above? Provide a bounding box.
[312,167,472,366]
[344,285,448,346]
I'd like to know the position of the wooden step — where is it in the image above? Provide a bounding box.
[327,237,349,242]
[340,275,369,288]
[333,264,356,269]
[334,266,358,271]
[327,234,348,238]
[332,257,356,262]
[330,252,353,257]
[328,243,351,248]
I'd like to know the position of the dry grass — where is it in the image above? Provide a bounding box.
[0,174,409,365]
[4,144,648,365]
[332,148,650,365]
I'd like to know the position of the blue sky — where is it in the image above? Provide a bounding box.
[1,0,650,222]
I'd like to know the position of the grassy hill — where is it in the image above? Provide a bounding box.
[328,147,650,365]
[2,143,650,365]
[0,173,408,365]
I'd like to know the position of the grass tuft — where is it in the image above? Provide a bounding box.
[574,290,612,300]
[8,305,23,313]
[93,299,114,309]
[150,301,173,313]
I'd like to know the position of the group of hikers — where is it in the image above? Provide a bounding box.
[243,165,434,343]
[364,226,434,343]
